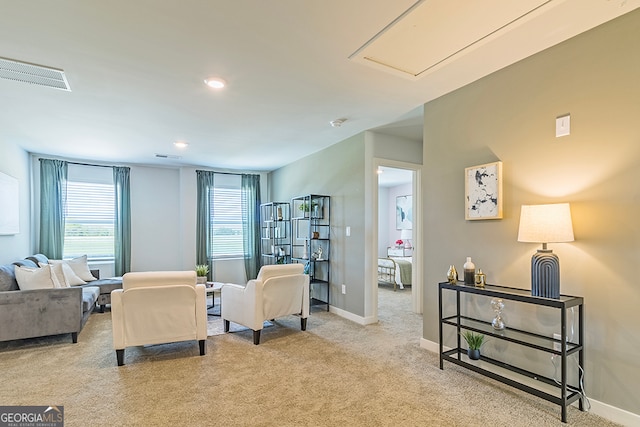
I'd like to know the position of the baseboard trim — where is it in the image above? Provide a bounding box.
[420,337,439,353]
[419,338,640,426]
[328,305,376,325]
[588,399,640,427]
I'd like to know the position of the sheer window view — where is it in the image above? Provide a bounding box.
[63,181,115,260]
[210,186,245,259]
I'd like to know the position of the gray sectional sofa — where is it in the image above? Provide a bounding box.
[0,255,122,343]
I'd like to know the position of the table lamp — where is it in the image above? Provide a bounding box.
[400,229,412,249]
[517,203,574,298]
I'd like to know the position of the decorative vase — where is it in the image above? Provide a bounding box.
[197,276,207,285]
[463,257,475,285]
[446,265,458,283]
[474,269,486,288]
[467,348,481,360]
[491,298,505,330]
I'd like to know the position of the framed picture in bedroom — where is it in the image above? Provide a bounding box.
[396,195,412,230]
[0,171,19,235]
[465,161,503,220]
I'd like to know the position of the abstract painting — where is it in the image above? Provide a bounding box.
[396,195,412,230]
[465,161,503,220]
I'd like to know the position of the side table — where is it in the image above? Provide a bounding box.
[205,282,223,316]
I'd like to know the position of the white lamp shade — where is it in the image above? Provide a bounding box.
[517,203,574,243]
[400,229,412,240]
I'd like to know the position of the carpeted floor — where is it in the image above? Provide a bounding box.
[208,318,272,336]
[0,287,619,426]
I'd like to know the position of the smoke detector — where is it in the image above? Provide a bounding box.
[330,118,347,127]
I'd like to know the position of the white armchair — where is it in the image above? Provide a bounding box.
[111,271,207,366]
[221,264,309,345]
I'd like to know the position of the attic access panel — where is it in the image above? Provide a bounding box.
[350,0,557,78]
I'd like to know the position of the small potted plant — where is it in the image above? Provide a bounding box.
[395,239,404,248]
[460,331,485,360]
[299,200,320,217]
[195,264,209,284]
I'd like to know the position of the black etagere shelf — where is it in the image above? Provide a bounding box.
[290,194,330,311]
[439,281,584,423]
[260,202,290,266]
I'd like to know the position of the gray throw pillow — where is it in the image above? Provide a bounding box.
[26,254,49,266]
[0,264,19,292]
[13,259,37,268]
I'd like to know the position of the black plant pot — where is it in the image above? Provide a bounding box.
[467,348,481,360]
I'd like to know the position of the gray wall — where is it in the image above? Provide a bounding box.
[130,165,182,272]
[0,141,30,264]
[422,10,640,416]
[269,131,422,317]
[270,133,367,315]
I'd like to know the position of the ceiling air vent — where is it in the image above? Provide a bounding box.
[155,154,182,160]
[0,57,71,91]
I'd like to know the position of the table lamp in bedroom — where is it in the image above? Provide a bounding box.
[400,229,412,249]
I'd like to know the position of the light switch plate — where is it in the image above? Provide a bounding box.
[556,114,570,137]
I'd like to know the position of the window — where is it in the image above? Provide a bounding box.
[63,165,115,260]
[210,175,245,259]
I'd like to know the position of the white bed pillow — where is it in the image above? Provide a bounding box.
[41,262,85,287]
[15,265,57,290]
[50,255,96,282]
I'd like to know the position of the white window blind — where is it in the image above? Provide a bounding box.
[63,165,115,260]
[210,176,245,259]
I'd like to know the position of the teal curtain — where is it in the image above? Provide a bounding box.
[241,174,261,280]
[196,170,215,280]
[39,159,67,259]
[113,166,131,276]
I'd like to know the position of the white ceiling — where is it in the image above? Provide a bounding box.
[1,0,637,172]
[378,166,414,188]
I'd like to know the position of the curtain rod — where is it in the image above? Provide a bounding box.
[195,169,259,176]
[39,158,120,169]
[68,161,114,168]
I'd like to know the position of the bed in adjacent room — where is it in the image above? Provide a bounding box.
[377,257,412,291]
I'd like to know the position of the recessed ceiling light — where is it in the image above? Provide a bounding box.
[174,141,189,148]
[204,77,226,89]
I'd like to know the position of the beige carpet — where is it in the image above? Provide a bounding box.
[0,287,619,427]
[208,318,272,336]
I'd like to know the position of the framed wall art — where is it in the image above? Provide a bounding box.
[465,161,503,220]
[396,195,412,230]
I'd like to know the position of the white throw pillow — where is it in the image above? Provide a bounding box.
[50,255,96,282]
[41,262,85,287]
[15,265,56,290]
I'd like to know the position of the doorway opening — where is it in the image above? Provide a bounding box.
[373,162,422,326]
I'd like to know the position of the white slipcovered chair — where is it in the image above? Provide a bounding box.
[111,271,207,366]
[221,264,309,345]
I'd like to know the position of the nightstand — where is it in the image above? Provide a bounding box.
[387,247,412,257]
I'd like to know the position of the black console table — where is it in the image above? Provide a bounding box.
[438,281,584,423]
